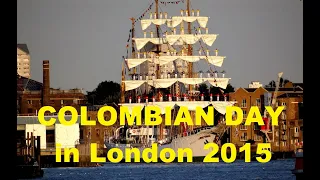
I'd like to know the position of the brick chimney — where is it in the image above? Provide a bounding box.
[42,60,50,106]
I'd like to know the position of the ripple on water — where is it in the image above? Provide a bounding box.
[36,159,295,180]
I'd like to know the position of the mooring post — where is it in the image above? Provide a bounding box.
[31,132,34,157]
[37,136,41,170]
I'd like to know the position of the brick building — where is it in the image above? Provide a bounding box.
[228,85,303,153]
[17,60,86,115]
[77,105,120,151]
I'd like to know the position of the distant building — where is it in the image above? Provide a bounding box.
[248,81,263,88]
[17,60,85,115]
[17,60,86,156]
[17,44,31,78]
[78,105,118,149]
[228,85,303,153]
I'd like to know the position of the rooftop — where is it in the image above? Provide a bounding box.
[17,44,29,54]
[277,93,303,98]
[17,74,42,91]
[243,86,303,93]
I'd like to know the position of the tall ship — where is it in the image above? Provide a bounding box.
[105,0,236,161]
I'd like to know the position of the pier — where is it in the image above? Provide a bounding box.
[16,133,44,179]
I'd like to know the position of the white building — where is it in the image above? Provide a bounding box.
[17,44,31,78]
[248,81,263,88]
[17,115,80,149]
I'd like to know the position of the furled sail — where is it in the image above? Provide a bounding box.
[119,101,236,115]
[126,55,225,69]
[133,34,218,50]
[140,16,209,30]
[123,78,230,91]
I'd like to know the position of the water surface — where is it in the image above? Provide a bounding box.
[36,159,295,180]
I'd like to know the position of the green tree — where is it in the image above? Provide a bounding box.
[265,78,291,88]
[86,81,120,105]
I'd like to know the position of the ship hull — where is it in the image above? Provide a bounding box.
[105,132,217,163]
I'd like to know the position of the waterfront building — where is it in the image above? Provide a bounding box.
[17,60,85,115]
[228,84,303,153]
[17,44,31,78]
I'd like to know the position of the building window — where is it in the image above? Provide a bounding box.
[294,127,299,133]
[256,98,261,106]
[46,130,55,148]
[240,124,247,130]
[276,131,279,137]
[87,130,91,139]
[253,122,260,130]
[290,140,293,144]
[281,112,286,119]
[80,129,84,140]
[282,141,287,147]
[254,134,262,141]
[96,129,100,137]
[275,142,279,146]
[61,100,64,105]
[281,102,286,106]
[27,100,32,104]
[243,110,247,118]
[240,132,247,141]
[241,99,246,107]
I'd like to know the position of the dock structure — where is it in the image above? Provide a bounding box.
[17,113,109,167]
[16,133,44,179]
[17,114,81,168]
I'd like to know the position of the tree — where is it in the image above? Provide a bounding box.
[265,78,291,88]
[209,83,235,95]
[86,81,120,105]
[198,83,208,94]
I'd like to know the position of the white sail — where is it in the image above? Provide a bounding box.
[133,34,218,50]
[123,78,230,91]
[141,16,209,30]
[126,55,225,69]
[120,101,236,115]
[107,5,234,162]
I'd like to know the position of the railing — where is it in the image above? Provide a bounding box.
[17,112,75,116]
[22,89,83,95]
[50,89,83,94]
[22,90,41,94]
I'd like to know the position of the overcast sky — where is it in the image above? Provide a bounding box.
[17,0,303,92]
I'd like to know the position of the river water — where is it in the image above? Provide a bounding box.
[35,159,295,180]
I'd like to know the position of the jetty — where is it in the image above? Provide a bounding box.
[16,133,44,179]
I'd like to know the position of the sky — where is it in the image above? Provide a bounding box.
[17,0,303,92]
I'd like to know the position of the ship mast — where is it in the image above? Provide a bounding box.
[120,61,125,103]
[155,0,164,140]
[130,17,137,103]
[187,0,193,92]
[155,0,161,91]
